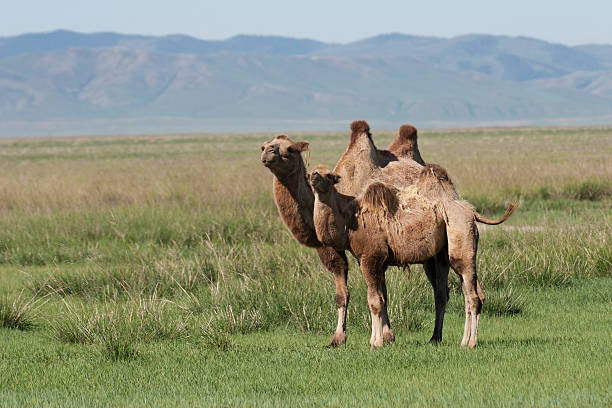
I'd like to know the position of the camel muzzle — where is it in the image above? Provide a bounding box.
[261,153,278,168]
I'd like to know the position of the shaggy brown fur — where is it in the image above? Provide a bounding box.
[261,136,350,347]
[360,182,400,216]
[309,164,516,349]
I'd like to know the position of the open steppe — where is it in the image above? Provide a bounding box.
[0,126,610,406]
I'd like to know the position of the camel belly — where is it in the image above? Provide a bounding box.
[386,196,446,264]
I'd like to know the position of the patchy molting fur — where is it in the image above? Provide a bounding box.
[309,163,516,349]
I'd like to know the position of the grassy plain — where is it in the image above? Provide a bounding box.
[0,126,611,406]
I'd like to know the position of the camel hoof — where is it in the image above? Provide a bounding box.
[468,340,478,349]
[383,330,395,344]
[370,338,384,350]
[429,336,442,345]
[329,332,346,347]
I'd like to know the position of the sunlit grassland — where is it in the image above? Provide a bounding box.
[0,126,610,406]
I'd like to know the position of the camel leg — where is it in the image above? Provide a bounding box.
[424,252,450,344]
[448,220,482,348]
[316,246,349,347]
[380,278,395,344]
[458,274,471,347]
[457,270,482,348]
[450,251,482,348]
[361,256,387,349]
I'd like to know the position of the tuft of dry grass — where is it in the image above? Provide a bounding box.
[0,289,48,330]
[51,294,191,360]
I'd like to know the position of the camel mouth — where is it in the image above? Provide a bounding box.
[261,155,278,168]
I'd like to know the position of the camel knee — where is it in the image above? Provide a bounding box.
[368,300,383,315]
[367,294,383,315]
[335,292,349,309]
[470,296,483,314]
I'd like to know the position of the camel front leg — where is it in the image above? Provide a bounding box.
[316,246,349,347]
[361,255,387,349]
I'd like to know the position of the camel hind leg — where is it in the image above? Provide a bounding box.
[424,249,450,344]
[447,220,483,348]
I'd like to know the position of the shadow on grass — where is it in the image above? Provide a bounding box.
[478,336,570,348]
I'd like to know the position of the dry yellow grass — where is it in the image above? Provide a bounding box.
[0,126,610,214]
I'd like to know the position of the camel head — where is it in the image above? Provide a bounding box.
[307,165,341,195]
[260,135,309,177]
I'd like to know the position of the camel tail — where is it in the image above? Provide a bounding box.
[474,203,517,225]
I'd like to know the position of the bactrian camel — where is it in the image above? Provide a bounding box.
[308,164,515,348]
[260,121,425,346]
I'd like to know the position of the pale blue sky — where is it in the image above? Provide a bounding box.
[2,0,611,45]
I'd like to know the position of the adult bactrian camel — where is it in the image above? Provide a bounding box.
[260,121,425,346]
[308,164,516,348]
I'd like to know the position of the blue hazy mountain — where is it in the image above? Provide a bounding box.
[1,30,611,136]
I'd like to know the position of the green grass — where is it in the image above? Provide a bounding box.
[0,126,610,406]
[0,278,610,406]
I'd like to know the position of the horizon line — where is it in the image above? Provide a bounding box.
[2,28,611,48]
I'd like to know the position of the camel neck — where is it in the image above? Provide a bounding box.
[313,190,346,250]
[272,167,320,248]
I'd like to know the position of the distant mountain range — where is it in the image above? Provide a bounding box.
[1,29,612,136]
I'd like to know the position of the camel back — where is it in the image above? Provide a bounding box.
[417,164,459,199]
[416,164,475,213]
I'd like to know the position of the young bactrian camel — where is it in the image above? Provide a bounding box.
[308,164,516,349]
[261,121,425,346]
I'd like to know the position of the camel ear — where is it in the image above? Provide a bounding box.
[294,141,309,152]
[306,173,311,182]
[329,173,341,184]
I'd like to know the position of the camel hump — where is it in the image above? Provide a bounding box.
[350,120,370,134]
[399,124,417,141]
[388,124,425,164]
[420,163,451,183]
[416,163,460,201]
[361,182,399,215]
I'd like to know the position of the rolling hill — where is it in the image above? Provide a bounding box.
[1,30,612,136]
